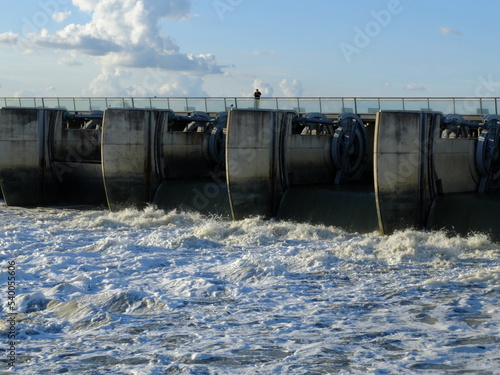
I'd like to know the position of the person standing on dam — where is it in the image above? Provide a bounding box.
[254,89,261,108]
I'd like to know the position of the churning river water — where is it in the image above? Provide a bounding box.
[0,201,499,374]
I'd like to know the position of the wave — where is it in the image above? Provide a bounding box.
[1,202,499,374]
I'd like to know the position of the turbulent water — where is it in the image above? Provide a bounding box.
[0,200,499,374]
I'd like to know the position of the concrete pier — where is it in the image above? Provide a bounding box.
[0,108,60,206]
[0,108,106,206]
[101,109,172,210]
[374,111,438,234]
[225,109,293,220]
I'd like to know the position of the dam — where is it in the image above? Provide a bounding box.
[1,96,500,240]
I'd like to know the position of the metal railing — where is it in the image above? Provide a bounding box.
[1,96,498,115]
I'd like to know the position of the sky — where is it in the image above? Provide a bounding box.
[0,0,499,98]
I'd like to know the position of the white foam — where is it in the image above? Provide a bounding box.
[1,204,499,374]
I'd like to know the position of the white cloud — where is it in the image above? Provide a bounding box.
[29,0,220,72]
[2,0,222,96]
[252,79,274,97]
[86,67,133,96]
[13,88,44,97]
[0,32,19,45]
[252,49,277,56]
[405,83,426,91]
[53,11,71,23]
[157,74,208,97]
[439,26,462,36]
[85,66,209,97]
[58,55,84,66]
[73,0,191,21]
[279,79,304,97]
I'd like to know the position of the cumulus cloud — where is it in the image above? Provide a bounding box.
[405,83,426,91]
[73,0,191,20]
[34,28,122,56]
[53,11,71,23]
[0,32,19,45]
[85,67,209,97]
[252,79,274,97]
[87,67,133,96]
[33,0,221,73]
[13,88,44,97]
[58,55,84,66]
[279,79,304,97]
[439,26,462,36]
[2,0,222,95]
[157,74,208,96]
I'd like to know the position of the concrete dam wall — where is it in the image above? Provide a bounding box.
[1,106,500,240]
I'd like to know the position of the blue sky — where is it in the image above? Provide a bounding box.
[0,0,499,98]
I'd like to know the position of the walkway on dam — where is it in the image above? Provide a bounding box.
[1,96,498,118]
